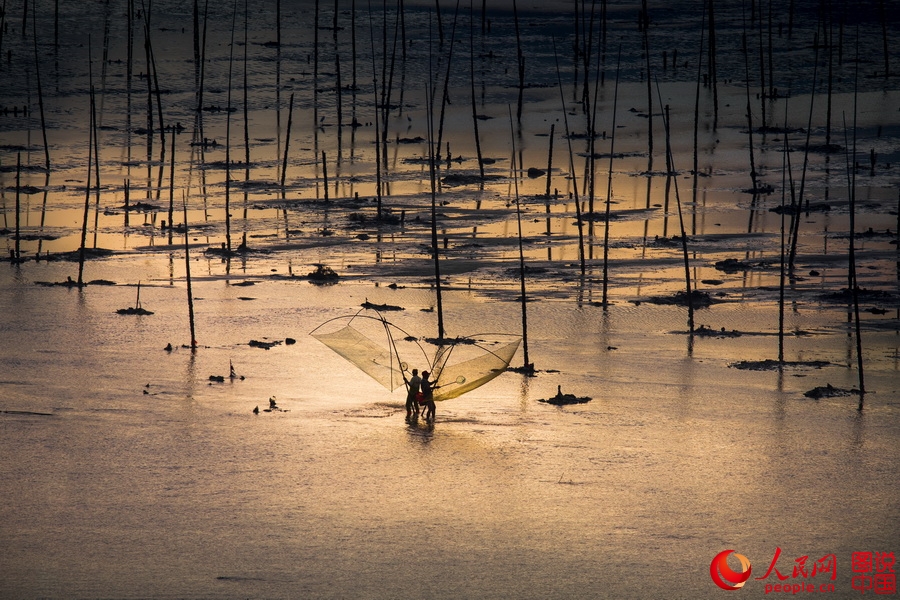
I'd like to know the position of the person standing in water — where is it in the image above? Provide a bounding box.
[420,371,436,421]
[405,368,422,419]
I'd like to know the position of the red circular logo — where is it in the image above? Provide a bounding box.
[710,550,753,590]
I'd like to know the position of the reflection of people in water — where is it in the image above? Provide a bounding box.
[405,368,421,419]
[420,371,436,421]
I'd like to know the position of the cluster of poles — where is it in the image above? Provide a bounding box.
[3,0,893,408]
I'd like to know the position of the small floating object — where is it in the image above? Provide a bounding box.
[540,386,592,406]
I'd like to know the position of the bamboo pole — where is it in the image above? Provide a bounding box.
[14,153,20,260]
[78,84,95,286]
[707,0,718,128]
[513,0,524,123]
[508,105,532,371]
[601,48,621,309]
[424,43,444,339]
[469,3,485,180]
[334,0,343,137]
[660,100,694,332]
[641,0,653,162]
[32,10,49,172]
[788,29,820,271]
[168,122,176,238]
[367,0,383,208]
[545,123,554,197]
[553,36,585,276]
[225,0,237,253]
[846,32,865,405]
[778,101,792,363]
[281,92,294,191]
[321,151,329,201]
[434,0,460,168]
[183,192,197,349]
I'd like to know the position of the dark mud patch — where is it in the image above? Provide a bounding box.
[45,248,117,262]
[248,339,283,350]
[36,278,117,287]
[644,290,716,307]
[116,307,154,315]
[714,258,773,273]
[819,287,897,303]
[803,384,861,399]
[361,300,404,311]
[729,359,833,371]
[442,173,504,186]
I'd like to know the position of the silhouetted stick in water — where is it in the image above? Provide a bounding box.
[434,0,460,170]
[224,0,237,253]
[281,92,294,191]
[658,96,695,333]
[845,32,865,407]
[778,101,791,363]
[78,83,96,286]
[545,123,555,198]
[512,0,524,124]
[124,179,130,227]
[183,193,197,349]
[243,0,250,183]
[601,48,621,309]
[469,4,485,180]
[32,12,49,172]
[789,29,820,271]
[507,105,533,373]
[552,36,585,276]
[707,0,719,128]
[14,153,21,260]
[641,0,653,162]
[367,0,383,208]
[321,151,329,201]
[168,122,176,241]
[424,55,444,339]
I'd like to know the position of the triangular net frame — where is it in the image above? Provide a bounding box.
[429,336,521,401]
[311,309,520,400]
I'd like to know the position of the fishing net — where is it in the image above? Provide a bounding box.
[430,337,521,401]
[311,324,408,392]
[311,311,520,400]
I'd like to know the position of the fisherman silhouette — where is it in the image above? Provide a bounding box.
[405,369,422,420]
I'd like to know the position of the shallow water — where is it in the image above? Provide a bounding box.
[2,0,899,598]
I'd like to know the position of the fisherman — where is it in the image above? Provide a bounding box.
[405,368,422,419]
[420,371,436,421]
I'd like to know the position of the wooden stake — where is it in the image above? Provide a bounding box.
[14,153,20,260]
[32,8,49,172]
[601,48,621,309]
[469,3,484,180]
[225,0,237,253]
[281,92,294,191]
[183,192,197,349]
[545,123,554,198]
[78,84,95,286]
[508,105,531,371]
[553,36,585,276]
